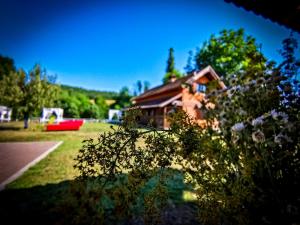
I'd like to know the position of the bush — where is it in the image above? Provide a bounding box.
[73,37,300,225]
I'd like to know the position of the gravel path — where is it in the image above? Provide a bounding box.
[0,141,62,190]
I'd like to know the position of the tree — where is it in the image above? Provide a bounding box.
[0,64,59,128]
[163,48,182,83]
[74,63,300,225]
[95,95,109,119]
[278,32,300,83]
[137,80,142,95]
[72,37,300,225]
[112,86,132,109]
[184,50,194,74]
[0,55,16,80]
[133,80,151,96]
[195,28,267,84]
[0,70,23,117]
[133,80,143,96]
[166,47,175,73]
[143,80,150,92]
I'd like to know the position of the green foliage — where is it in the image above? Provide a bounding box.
[0,64,59,124]
[0,55,16,80]
[166,47,175,73]
[95,96,109,118]
[73,38,300,225]
[0,70,23,109]
[184,50,194,74]
[111,113,118,120]
[143,80,150,92]
[163,48,182,84]
[60,84,118,99]
[163,69,182,84]
[111,86,132,109]
[133,80,151,96]
[279,33,300,84]
[195,28,267,84]
[57,87,109,119]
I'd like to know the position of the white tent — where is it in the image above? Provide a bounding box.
[0,106,12,122]
[40,108,63,123]
[108,109,122,121]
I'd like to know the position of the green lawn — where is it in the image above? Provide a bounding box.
[0,121,197,225]
[0,121,114,189]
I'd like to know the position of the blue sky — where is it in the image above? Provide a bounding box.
[0,0,299,92]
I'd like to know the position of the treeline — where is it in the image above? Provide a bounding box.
[60,84,118,99]
[56,85,132,119]
[0,55,135,120]
[56,87,109,119]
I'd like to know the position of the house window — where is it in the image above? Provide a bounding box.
[197,84,206,93]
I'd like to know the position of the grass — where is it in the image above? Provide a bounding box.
[0,121,114,189]
[0,120,198,225]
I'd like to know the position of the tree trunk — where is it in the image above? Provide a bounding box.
[24,113,29,129]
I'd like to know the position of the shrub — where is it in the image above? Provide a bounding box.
[73,37,300,225]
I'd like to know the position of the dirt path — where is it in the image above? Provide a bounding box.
[0,141,62,190]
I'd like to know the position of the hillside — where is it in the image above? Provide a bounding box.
[57,84,131,119]
[60,84,118,99]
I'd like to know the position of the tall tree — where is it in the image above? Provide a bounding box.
[279,32,300,82]
[143,80,150,92]
[95,95,109,119]
[0,64,59,128]
[166,47,175,73]
[0,55,16,80]
[184,50,194,74]
[133,80,151,96]
[112,86,132,109]
[195,28,267,84]
[163,48,182,83]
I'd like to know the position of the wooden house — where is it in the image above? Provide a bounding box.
[132,66,226,129]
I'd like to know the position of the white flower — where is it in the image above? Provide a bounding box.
[274,134,285,145]
[238,109,247,116]
[271,110,288,122]
[235,85,242,92]
[252,130,265,143]
[241,85,250,92]
[231,122,245,132]
[220,118,227,126]
[270,109,278,119]
[274,133,292,145]
[251,116,264,126]
[247,80,256,86]
[278,112,289,123]
[227,88,235,99]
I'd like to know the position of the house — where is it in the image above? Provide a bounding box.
[132,66,226,129]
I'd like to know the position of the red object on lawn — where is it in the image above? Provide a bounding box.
[59,120,84,126]
[46,120,84,131]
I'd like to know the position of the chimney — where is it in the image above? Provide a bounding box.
[169,74,177,83]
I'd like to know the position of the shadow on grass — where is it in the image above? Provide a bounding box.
[0,125,22,131]
[0,180,70,225]
[0,170,200,225]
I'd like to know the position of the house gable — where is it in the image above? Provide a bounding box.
[133,66,225,106]
[132,66,226,129]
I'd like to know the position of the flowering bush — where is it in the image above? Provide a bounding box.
[73,37,299,225]
[192,69,300,224]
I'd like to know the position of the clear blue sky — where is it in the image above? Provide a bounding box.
[0,0,299,92]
